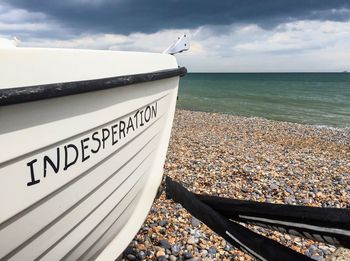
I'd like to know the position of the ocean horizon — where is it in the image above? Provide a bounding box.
[178,72,350,129]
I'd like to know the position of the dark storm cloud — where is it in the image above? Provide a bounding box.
[3,0,350,35]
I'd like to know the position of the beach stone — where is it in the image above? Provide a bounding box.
[241,187,249,193]
[156,250,166,258]
[186,245,193,252]
[305,245,318,257]
[270,184,279,190]
[192,230,202,238]
[150,223,157,228]
[309,245,318,255]
[221,240,226,247]
[311,254,323,261]
[285,196,296,204]
[146,250,153,257]
[208,246,217,255]
[300,198,312,204]
[124,246,135,256]
[159,239,171,249]
[126,254,136,260]
[187,236,197,244]
[184,251,193,259]
[319,245,332,255]
[224,244,232,251]
[169,255,177,261]
[175,203,182,209]
[284,234,291,240]
[200,249,208,258]
[191,217,200,227]
[285,186,294,194]
[159,220,168,227]
[171,244,181,256]
[130,240,138,247]
[155,246,165,252]
[157,256,167,261]
[137,251,146,260]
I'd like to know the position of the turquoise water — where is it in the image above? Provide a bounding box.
[177,73,350,128]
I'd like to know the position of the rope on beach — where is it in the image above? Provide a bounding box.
[165,176,350,261]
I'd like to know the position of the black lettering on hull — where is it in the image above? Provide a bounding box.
[64,144,79,170]
[81,137,90,162]
[25,101,159,186]
[111,124,118,145]
[43,148,60,177]
[91,131,101,153]
[127,117,135,134]
[27,159,40,186]
[102,128,110,149]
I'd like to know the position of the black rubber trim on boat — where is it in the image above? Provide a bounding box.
[0,67,187,106]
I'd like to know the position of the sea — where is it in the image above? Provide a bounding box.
[177,73,350,129]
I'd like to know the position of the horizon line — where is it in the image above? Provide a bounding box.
[186,71,349,74]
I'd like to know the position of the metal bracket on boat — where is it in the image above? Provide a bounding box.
[0,37,20,48]
[163,35,189,55]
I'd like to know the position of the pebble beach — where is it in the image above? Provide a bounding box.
[123,109,350,261]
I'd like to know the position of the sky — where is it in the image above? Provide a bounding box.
[1,0,350,72]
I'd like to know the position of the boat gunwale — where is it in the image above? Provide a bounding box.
[0,66,187,106]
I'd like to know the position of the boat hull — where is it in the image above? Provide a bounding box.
[0,49,182,260]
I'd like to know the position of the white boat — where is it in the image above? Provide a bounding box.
[0,37,188,260]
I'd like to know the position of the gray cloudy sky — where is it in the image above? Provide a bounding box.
[1,0,350,72]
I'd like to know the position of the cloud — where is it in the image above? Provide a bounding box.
[21,29,194,52]
[0,2,66,38]
[232,20,350,53]
[186,21,350,72]
[15,19,350,72]
[1,1,350,72]
[2,0,350,36]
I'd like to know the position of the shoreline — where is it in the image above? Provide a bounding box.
[176,107,350,132]
[123,109,350,261]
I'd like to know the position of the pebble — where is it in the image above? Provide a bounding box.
[187,236,198,245]
[224,244,232,251]
[208,246,217,255]
[156,250,166,258]
[285,196,296,205]
[126,254,136,260]
[157,256,167,261]
[124,246,135,256]
[184,251,193,259]
[159,220,168,227]
[200,249,208,258]
[191,217,200,227]
[308,245,318,256]
[285,186,294,194]
[171,244,181,256]
[122,109,348,261]
[159,239,171,249]
[137,251,146,260]
[270,184,279,190]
